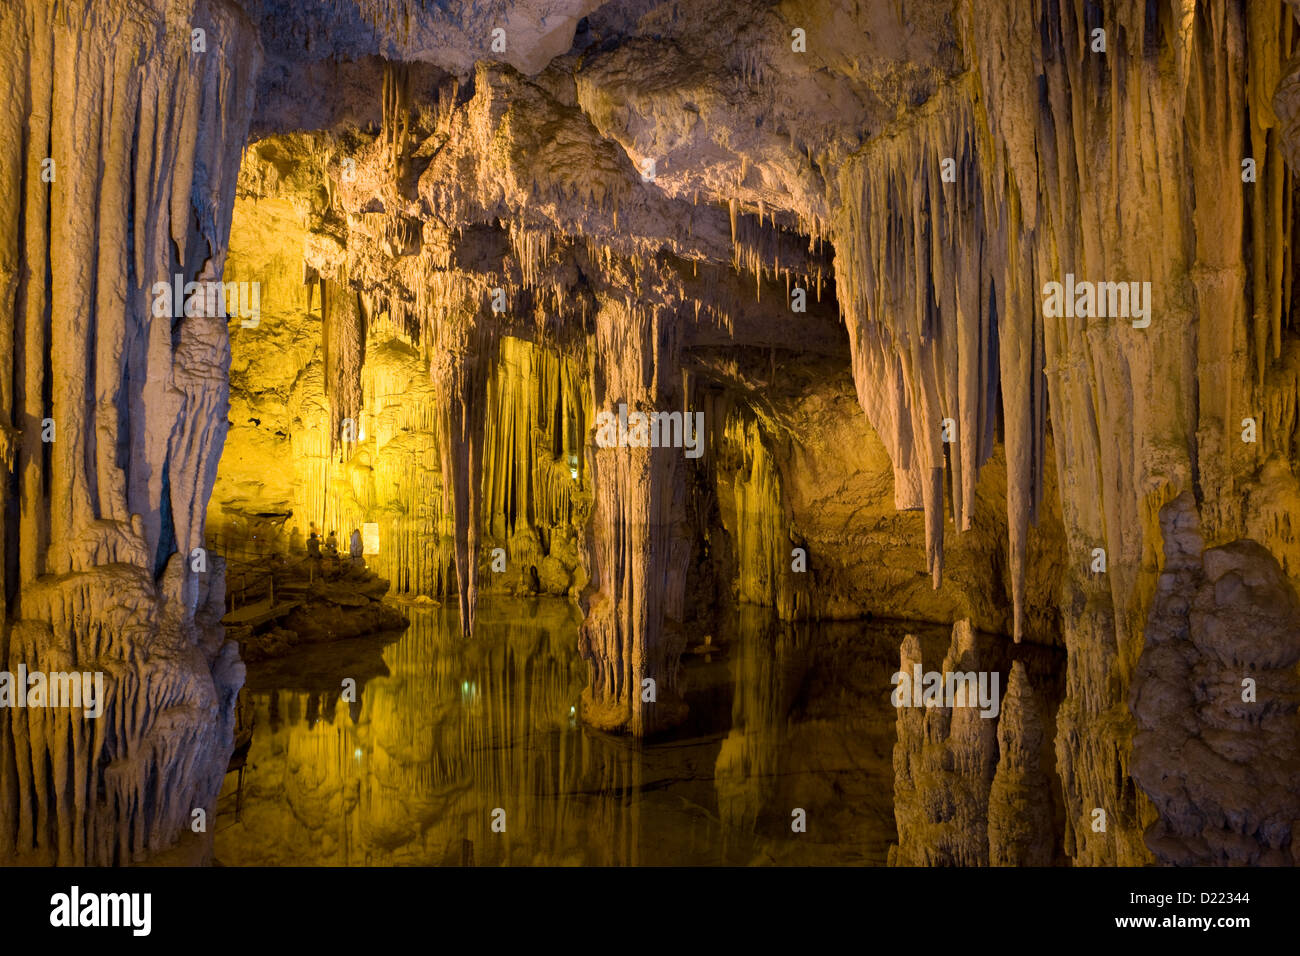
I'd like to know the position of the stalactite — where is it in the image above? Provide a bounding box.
[381,60,412,182]
[708,396,809,620]
[946,0,1294,864]
[509,223,553,290]
[481,337,590,590]
[429,304,499,638]
[322,276,368,457]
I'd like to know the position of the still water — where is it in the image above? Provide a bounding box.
[215,598,949,866]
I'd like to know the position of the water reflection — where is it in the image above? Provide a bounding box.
[215,599,947,865]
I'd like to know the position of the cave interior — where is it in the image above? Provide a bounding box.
[1,0,1299,868]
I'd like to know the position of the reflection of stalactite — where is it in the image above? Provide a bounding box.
[215,604,656,866]
[988,663,1054,866]
[889,623,997,867]
[714,613,808,855]
[890,621,1058,867]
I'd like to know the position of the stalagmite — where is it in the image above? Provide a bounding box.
[987,663,1054,866]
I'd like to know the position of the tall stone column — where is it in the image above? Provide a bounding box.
[579,297,692,736]
[0,0,259,864]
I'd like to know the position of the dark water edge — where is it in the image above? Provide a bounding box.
[215,598,1032,866]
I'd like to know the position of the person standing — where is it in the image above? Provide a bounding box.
[306,526,322,582]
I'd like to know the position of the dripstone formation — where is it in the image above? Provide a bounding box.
[3,0,1300,866]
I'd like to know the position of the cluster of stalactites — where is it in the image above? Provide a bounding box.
[482,336,589,550]
[728,203,828,304]
[508,222,552,291]
[834,78,1006,597]
[381,60,412,182]
[428,298,500,637]
[1245,3,1296,383]
[966,0,1293,636]
[713,398,810,621]
[358,0,422,50]
[579,295,692,735]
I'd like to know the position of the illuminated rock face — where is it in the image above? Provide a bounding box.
[7,0,1300,865]
[1132,494,1300,865]
[0,0,258,863]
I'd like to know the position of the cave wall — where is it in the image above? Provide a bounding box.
[958,0,1300,866]
[0,0,259,863]
[6,0,1300,866]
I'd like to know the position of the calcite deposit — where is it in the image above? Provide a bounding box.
[4,0,1300,866]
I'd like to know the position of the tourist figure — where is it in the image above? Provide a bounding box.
[306,526,322,582]
[350,528,364,567]
[326,530,338,555]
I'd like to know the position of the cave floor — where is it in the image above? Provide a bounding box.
[214,598,952,866]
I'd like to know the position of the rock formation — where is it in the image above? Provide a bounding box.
[4,0,1300,865]
[889,622,1060,866]
[1132,493,1300,865]
[0,0,257,864]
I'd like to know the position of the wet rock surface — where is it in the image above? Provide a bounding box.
[5,0,1300,865]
